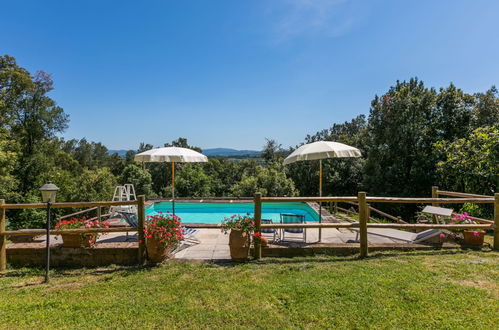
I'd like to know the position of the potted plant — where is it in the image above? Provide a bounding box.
[142,212,184,263]
[221,214,255,262]
[54,217,110,248]
[252,232,268,247]
[449,212,486,247]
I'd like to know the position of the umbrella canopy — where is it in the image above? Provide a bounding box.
[283,141,361,197]
[283,141,361,165]
[134,147,208,205]
[134,147,208,163]
[283,141,361,243]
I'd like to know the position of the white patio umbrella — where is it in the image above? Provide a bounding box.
[134,147,208,211]
[283,141,361,242]
[283,141,361,196]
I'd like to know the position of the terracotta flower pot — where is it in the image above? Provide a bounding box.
[229,230,250,262]
[61,234,97,248]
[463,230,485,246]
[256,236,268,247]
[146,237,173,263]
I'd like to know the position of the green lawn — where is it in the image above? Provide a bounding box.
[0,250,498,329]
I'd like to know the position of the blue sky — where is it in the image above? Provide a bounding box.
[1,0,498,150]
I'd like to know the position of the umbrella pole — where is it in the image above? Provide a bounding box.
[171,162,175,215]
[319,159,323,197]
[319,159,322,242]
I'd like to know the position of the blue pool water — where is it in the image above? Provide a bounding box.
[146,202,319,223]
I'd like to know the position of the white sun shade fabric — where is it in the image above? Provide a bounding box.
[283,141,361,165]
[134,147,208,163]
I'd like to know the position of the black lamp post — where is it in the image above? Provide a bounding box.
[39,181,59,283]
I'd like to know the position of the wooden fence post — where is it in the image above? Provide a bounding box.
[0,199,6,271]
[431,186,439,224]
[494,193,499,251]
[358,192,368,258]
[254,192,262,259]
[97,206,102,221]
[137,195,146,264]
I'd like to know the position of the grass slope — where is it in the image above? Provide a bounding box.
[0,250,498,329]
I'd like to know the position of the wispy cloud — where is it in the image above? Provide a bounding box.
[265,0,362,43]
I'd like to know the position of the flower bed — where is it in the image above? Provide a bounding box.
[54,217,110,247]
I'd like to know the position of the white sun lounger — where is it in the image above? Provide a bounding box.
[351,225,442,243]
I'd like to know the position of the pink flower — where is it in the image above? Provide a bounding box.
[473,231,479,237]
[439,233,445,239]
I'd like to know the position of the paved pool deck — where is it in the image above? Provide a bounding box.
[14,225,409,262]
[174,226,412,261]
[7,203,444,262]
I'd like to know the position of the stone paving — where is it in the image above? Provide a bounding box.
[172,226,404,261]
[19,225,405,262]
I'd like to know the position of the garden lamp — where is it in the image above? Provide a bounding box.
[39,181,59,283]
[39,181,59,203]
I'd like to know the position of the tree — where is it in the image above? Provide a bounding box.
[287,115,366,196]
[471,86,499,128]
[0,128,20,202]
[435,83,474,141]
[203,158,238,196]
[1,67,69,157]
[165,137,202,153]
[363,79,439,198]
[304,115,367,149]
[72,168,117,202]
[434,126,498,196]
[231,163,297,197]
[174,164,215,197]
[119,163,154,197]
[0,55,69,192]
[261,138,283,164]
[62,138,114,169]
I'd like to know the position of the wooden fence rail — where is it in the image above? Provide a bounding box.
[253,191,499,259]
[259,223,493,230]
[57,207,98,220]
[1,227,139,236]
[436,190,492,199]
[0,197,145,271]
[343,201,407,223]
[1,189,498,269]
[260,197,494,204]
[0,200,139,210]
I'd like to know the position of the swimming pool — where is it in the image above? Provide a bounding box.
[146,202,319,223]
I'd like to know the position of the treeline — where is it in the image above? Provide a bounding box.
[1,55,498,228]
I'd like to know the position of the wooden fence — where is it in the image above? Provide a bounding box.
[0,197,146,271]
[0,189,497,270]
[252,191,498,259]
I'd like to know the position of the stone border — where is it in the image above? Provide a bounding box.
[7,243,138,267]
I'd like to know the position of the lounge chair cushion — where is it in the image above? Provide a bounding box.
[281,214,305,233]
[351,226,441,243]
[261,219,277,233]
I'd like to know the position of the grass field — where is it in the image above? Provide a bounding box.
[0,249,498,329]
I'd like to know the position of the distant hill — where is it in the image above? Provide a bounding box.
[108,149,129,156]
[107,148,260,158]
[202,148,261,157]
